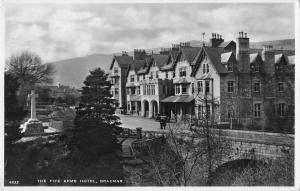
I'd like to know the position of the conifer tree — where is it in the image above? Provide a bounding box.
[69,68,122,161]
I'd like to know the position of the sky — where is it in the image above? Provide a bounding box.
[5,3,295,62]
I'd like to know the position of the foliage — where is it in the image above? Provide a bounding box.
[232,151,294,186]
[6,51,55,85]
[36,86,52,103]
[6,51,55,106]
[68,68,122,162]
[4,72,27,144]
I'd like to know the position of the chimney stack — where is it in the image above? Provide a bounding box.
[236,31,250,73]
[262,44,275,74]
[122,51,128,56]
[134,49,146,60]
[211,33,224,47]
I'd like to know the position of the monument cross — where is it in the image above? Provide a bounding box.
[28,90,38,120]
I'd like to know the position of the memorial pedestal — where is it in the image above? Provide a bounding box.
[21,118,45,135]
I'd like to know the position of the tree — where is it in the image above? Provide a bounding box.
[5,72,27,145]
[6,51,55,106]
[146,87,231,186]
[68,68,122,162]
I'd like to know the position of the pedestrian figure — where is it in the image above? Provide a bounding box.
[160,117,167,130]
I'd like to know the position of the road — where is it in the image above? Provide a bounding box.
[117,114,162,131]
[116,114,190,132]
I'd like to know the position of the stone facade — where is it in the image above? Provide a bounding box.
[109,32,295,131]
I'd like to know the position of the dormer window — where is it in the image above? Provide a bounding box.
[179,67,187,77]
[203,63,209,74]
[254,63,260,72]
[130,75,134,82]
[114,67,118,74]
[228,62,233,72]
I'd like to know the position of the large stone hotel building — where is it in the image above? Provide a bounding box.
[108,32,295,131]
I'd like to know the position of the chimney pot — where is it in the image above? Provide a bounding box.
[245,33,247,38]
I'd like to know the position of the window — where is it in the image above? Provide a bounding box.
[254,81,260,93]
[198,105,204,118]
[205,80,210,94]
[206,105,211,118]
[182,85,188,94]
[278,103,285,117]
[115,88,119,96]
[156,71,159,78]
[191,83,194,94]
[143,75,145,80]
[254,63,260,72]
[163,85,166,94]
[203,63,209,74]
[175,85,180,94]
[254,103,261,118]
[228,62,233,72]
[152,85,156,95]
[173,71,175,78]
[278,82,284,92]
[228,110,235,119]
[179,67,187,77]
[137,87,140,95]
[114,67,118,74]
[130,75,134,82]
[130,87,135,95]
[197,81,203,94]
[166,72,169,79]
[228,81,234,93]
[150,72,153,80]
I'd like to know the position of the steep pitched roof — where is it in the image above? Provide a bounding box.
[152,54,169,68]
[109,55,133,70]
[180,47,201,64]
[203,47,228,74]
[126,59,145,77]
[161,50,179,71]
[137,57,152,74]
[192,46,229,76]
[218,41,236,49]
[250,53,260,63]
[288,55,295,65]
[221,52,233,63]
[275,54,287,64]
[132,60,145,72]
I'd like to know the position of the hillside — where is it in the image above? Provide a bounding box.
[48,53,113,88]
[49,39,294,88]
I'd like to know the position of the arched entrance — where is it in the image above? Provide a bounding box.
[151,100,158,118]
[143,100,149,117]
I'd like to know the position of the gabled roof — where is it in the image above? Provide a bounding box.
[275,54,288,64]
[132,60,145,72]
[126,59,145,77]
[161,50,180,71]
[288,55,295,65]
[180,47,201,64]
[137,57,152,74]
[221,52,233,63]
[152,54,169,68]
[192,46,229,76]
[218,41,236,49]
[250,53,260,63]
[109,55,133,70]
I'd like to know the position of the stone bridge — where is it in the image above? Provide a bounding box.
[120,127,294,170]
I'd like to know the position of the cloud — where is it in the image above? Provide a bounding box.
[5,3,295,62]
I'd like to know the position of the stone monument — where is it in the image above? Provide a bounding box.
[20,90,45,135]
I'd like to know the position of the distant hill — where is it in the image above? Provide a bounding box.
[250,39,295,50]
[49,39,294,88]
[48,53,113,88]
